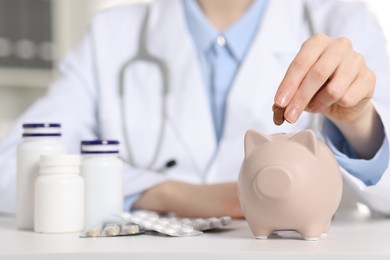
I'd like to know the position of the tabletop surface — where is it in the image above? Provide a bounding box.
[0,210,389,260]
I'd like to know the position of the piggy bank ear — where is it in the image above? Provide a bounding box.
[289,129,317,156]
[244,130,271,156]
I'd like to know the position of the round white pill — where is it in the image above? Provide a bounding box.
[208,217,221,229]
[123,224,140,234]
[193,219,209,230]
[164,227,177,235]
[180,225,194,233]
[104,225,120,236]
[158,218,170,225]
[169,223,181,229]
[85,228,101,237]
[140,220,153,228]
[132,216,141,223]
[152,223,164,230]
[221,216,232,225]
[134,211,149,218]
[181,218,192,225]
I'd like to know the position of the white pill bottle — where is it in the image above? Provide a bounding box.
[17,123,66,230]
[34,154,84,233]
[81,140,124,227]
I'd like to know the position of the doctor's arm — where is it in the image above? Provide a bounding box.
[132,181,244,218]
[273,31,390,215]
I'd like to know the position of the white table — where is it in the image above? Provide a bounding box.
[0,210,389,260]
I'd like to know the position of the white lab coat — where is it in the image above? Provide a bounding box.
[1,0,390,215]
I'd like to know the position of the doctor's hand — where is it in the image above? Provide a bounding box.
[274,33,384,159]
[132,181,244,219]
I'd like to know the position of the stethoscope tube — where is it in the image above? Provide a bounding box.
[119,5,170,171]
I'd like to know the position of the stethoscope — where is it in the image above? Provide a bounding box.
[117,1,316,172]
[119,6,175,172]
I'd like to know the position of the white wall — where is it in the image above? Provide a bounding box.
[0,0,92,137]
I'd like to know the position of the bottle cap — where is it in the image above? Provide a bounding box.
[22,123,61,137]
[81,140,119,154]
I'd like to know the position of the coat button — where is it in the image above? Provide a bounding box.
[216,35,226,46]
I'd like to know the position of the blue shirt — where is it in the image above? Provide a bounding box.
[124,0,390,211]
[183,0,267,142]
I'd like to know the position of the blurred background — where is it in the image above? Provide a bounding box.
[0,0,389,138]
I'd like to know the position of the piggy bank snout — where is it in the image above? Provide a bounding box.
[254,166,292,199]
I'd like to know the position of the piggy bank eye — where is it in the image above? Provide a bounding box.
[254,166,292,199]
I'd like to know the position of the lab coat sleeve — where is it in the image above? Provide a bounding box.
[122,167,168,206]
[309,0,390,215]
[124,193,141,212]
[0,29,99,214]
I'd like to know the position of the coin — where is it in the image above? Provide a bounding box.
[273,105,286,126]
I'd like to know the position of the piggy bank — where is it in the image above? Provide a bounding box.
[238,129,343,241]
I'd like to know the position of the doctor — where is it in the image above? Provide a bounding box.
[0,0,390,218]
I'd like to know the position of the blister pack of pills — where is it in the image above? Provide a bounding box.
[120,210,233,237]
[79,222,144,238]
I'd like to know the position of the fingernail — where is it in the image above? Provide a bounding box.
[286,108,299,123]
[275,93,288,107]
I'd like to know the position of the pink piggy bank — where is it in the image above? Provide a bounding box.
[238,129,343,241]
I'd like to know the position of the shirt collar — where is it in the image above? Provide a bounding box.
[182,0,268,61]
